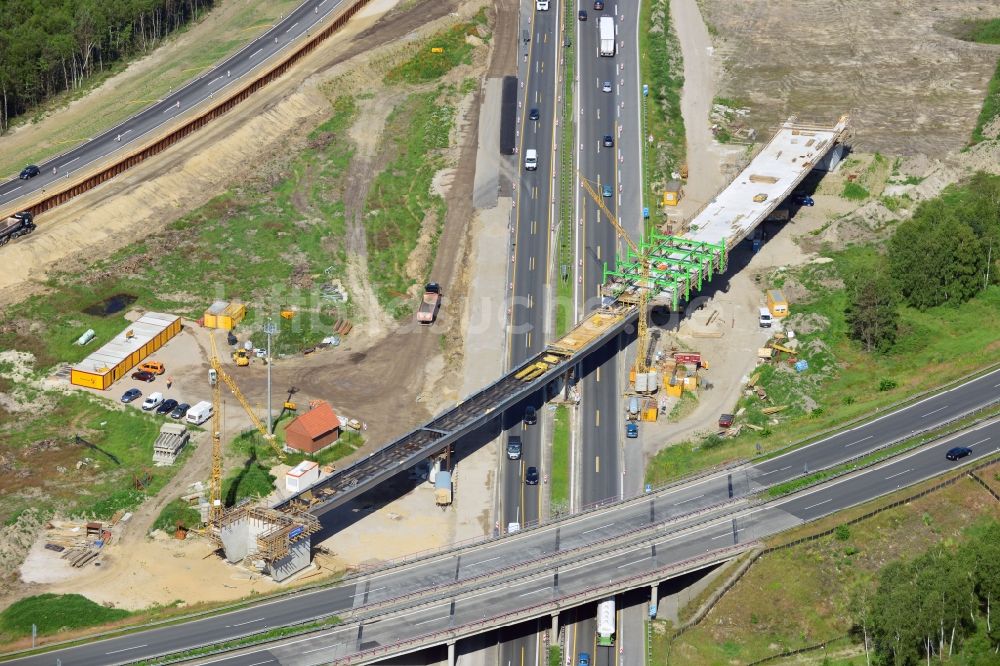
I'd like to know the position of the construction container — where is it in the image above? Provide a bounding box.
[662,180,683,207]
[766,289,789,318]
[665,379,683,398]
[285,461,320,493]
[70,313,181,390]
[203,301,246,330]
[682,374,698,390]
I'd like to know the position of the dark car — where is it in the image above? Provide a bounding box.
[718,413,735,428]
[603,134,614,147]
[528,108,540,121]
[946,446,972,461]
[593,0,604,8]
[602,184,613,198]
[19,165,40,180]
[170,402,191,419]
[131,370,156,382]
[120,388,142,403]
[156,398,179,415]
[578,9,588,20]
[525,466,540,485]
[524,405,537,425]
[793,194,815,206]
[626,422,638,438]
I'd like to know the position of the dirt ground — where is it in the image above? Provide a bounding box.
[697,0,1000,155]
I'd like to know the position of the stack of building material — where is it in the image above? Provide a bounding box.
[153,423,190,465]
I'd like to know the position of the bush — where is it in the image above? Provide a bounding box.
[152,499,202,532]
[878,378,897,392]
[842,181,870,201]
[835,524,851,541]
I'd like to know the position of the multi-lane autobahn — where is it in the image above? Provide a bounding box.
[8,366,998,666]
[0,0,351,208]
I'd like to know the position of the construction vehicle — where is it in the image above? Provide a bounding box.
[579,173,653,391]
[435,470,453,506]
[0,212,35,246]
[232,348,250,366]
[417,283,442,324]
[206,333,285,522]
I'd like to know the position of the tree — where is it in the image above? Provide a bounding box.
[845,260,899,353]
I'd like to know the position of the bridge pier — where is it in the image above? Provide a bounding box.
[551,612,559,638]
[447,640,456,666]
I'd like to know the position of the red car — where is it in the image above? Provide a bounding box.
[131,370,156,382]
[718,413,734,428]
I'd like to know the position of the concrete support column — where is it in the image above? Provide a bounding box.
[650,583,659,619]
[448,640,456,666]
[551,612,559,639]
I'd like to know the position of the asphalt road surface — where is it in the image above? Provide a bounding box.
[0,0,350,209]
[11,364,999,665]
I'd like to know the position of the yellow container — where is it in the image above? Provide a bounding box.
[642,407,658,422]
[666,381,683,398]
[766,289,789,318]
[662,180,683,207]
[204,301,247,330]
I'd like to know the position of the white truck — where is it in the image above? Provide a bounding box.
[524,148,538,171]
[599,16,615,56]
[186,401,214,425]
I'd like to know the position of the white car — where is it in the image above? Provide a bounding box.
[536,0,549,9]
[602,81,612,93]
[141,392,164,411]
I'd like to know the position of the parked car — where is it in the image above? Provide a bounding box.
[525,466,540,485]
[578,653,591,666]
[602,184,613,198]
[507,436,523,460]
[131,370,156,382]
[578,9,588,20]
[626,422,639,438]
[523,405,537,425]
[718,413,735,428]
[529,108,540,121]
[946,446,972,461]
[141,392,164,411]
[793,194,815,206]
[602,80,612,93]
[19,165,40,179]
[138,360,165,375]
[170,403,191,419]
[603,134,614,147]
[120,388,142,403]
[156,399,179,415]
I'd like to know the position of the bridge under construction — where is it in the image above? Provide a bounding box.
[217,116,850,581]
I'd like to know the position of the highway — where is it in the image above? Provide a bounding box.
[0,0,351,209]
[9,366,998,665]
[501,0,565,663]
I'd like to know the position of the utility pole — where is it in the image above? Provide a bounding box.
[264,320,278,435]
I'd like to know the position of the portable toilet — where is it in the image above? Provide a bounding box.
[766,289,789,318]
[662,180,683,207]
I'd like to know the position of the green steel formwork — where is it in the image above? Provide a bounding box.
[602,235,727,309]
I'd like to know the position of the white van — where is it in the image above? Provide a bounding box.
[536,0,549,9]
[524,148,538,171]
[186,401,214,425]
[759,307,773,328]
[141,392,163,411]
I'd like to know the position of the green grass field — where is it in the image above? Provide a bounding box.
[550,405,570,516]
[0,594,131,642]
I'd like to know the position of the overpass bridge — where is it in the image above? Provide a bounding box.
[217,117,850,579]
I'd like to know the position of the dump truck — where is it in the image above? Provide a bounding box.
[417,283,442,324]
[435,470,453,505]
[0,212,35,246]
[599,16,615,56]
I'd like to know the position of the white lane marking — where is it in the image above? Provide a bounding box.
[518,587,549,597]
[467,555,502,567]
[802,498,832,511]
[351,586,385,598]
[616,558,647,568]
[247,661,275,666]
[303,643,342,654]
[250,48,263,58]
[756,468,778,476]
[286,21,299,32]
[712,529,742,540]
[415,615,451,626]
[778,466,792,472]
[61,157,79,167]
[845,435,873,447]
[582,523,615,535]
[230,617,265,627]
[675,494,704,505]
[5,186,21,193]
[885,468,912,480]
[106,645,148,654]
[921,405,948,418]
[969,437,990,447]
[208,76,222,86]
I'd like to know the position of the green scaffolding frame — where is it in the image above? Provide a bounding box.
[602,234,727,309]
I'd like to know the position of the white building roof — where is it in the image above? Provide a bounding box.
[287,460,319,477]
[72,312,180,374]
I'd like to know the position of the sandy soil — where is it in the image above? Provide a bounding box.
[697,0,1000,155]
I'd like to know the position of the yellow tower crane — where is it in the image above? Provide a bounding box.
[207,333,286,522]
[578,174,652,375]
